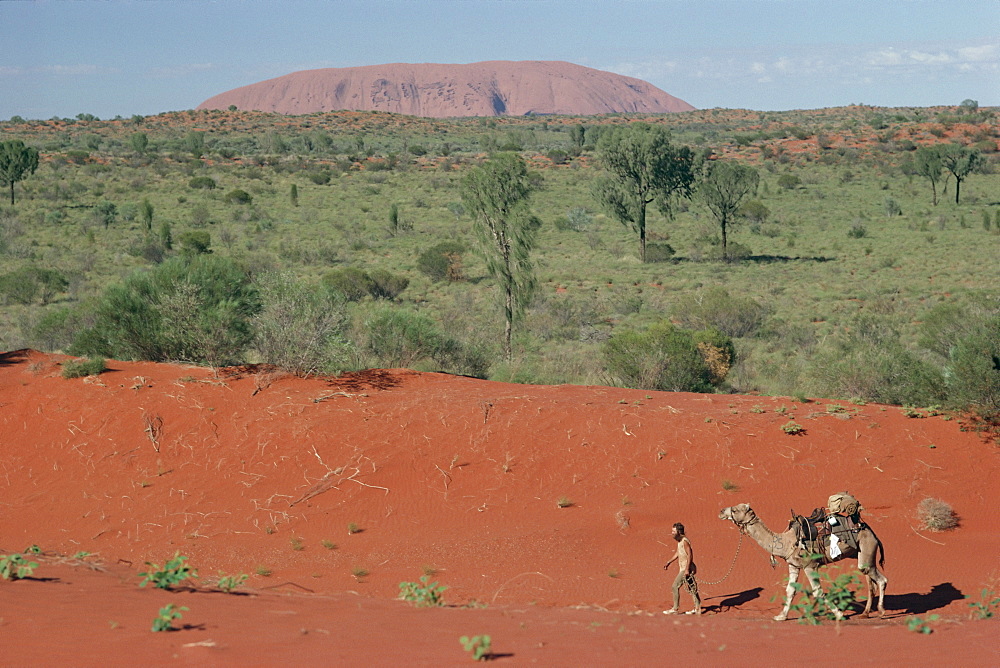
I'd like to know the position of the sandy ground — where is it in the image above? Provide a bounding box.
[1,349,997,665]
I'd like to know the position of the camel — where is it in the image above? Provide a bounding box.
[719,503,887,621]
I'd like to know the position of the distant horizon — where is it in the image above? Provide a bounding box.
[2,1,997,120]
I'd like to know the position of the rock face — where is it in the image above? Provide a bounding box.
[197,60,694,117]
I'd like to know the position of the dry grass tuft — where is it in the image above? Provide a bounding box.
[917,497,959,532]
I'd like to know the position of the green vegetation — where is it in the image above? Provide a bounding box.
[138,551,197,589]
[0,139,40,204]
[967,587,1000,619]
[151,603,187,632]
[787,571,860,625]
[459,634,492,661]
[61,356,106,378]
[0,105,996,428]
[906,613,940,634]
[215,572,248,593]
[0,552,39,580]
[398,574,448,607]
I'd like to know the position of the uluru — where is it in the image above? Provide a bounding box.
[196,60,695,117]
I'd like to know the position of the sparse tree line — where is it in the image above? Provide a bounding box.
[0,110,998,432]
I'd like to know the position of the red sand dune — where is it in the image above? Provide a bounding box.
[1,349,997,665]
[196,60,695,117]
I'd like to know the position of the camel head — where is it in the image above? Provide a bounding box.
[719,503,757,527]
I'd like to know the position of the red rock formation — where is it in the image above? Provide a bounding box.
[197,60,694,117]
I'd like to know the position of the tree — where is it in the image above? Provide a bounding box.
[939,144,984,204]
[140,198,155,231]
[130,132,149,155]
[461,152,537,362]
[0,139,40,205]
[699,160,760,260]
[593,124,696,262]
[914,145,944,205]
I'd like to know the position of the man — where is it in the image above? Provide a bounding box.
[663,522,701,615]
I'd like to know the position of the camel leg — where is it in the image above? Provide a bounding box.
[870,567,888,618]
[860,573,874,617]
[806,567,844,621]
[775,565,799,621]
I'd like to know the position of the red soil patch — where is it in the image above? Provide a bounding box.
[2,350,997,664]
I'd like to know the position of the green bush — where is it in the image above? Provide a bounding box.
[0,266,69,305]
[361,307,485,375]
[223,188,253,204]
[643,242,675,263]
[322,267,374,302]
[70,254,259,366]
[252,272,351,376]
[417,241,466,282]
[188,176,217,189]
[602,321,718,393]
[368,269,409,300]
[672,287,768,338]
[61,357,106,378]
[777,174,802,189]
[178,230,212,255]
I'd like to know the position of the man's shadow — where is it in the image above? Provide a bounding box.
[883,582,964,616]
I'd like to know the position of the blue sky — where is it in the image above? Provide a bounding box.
[2,0,997,120]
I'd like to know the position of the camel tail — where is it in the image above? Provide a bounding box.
[870,525,886,569]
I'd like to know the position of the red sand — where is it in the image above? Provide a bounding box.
[1,349,997,665]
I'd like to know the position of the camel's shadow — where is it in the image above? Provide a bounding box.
[883,582,964,616]
[709,587,764,612]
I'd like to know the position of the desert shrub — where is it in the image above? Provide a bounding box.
[360,307,486,376]
[917,498,959,531]
[778,174,801,190]
[644,242,675,263]
[178,230,212,255]
[31,306,87,352]
[847,223,868,238]
[693,328,736,386]
[805,316,945,405]
[307,170,332,185]
[70,254,259,366]
[322,267,374,302]
[417,241,466,282]
[0,266,68,305]
[368,269,409,300]
[61,357,106,378]
[546,149,568,165]
[672,287,768,338]
[602,321,718,393]
[188,176,217,189]
[251,271,351,376]
[738,199,770,224]
[223,188,253,205]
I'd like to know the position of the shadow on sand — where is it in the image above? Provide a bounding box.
[884,582,964,616]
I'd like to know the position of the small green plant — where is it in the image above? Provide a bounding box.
[460,635,492,661]
[399,574,448,607]
[352,567,369,579]
[320,539,337,550]
[556,496,573,508]
[608,569,620,578]
[749,405,766,413]
[347,522,361,535]
[907,613,939,634]
[967,588,1000,619]
[139,551,197,589]
[721,479,740,492]
[290,536,304,551]
[787,572,860,625]
[151,603,188,632]
[255,565,272,577]
[216,572,248,593]
[781,421,806,435]
[61,357,106,378]
[0,553,39,580]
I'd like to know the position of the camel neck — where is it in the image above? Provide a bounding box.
[743,516,794,558]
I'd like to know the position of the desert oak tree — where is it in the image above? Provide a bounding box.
[461,152,537,362]
[0,140,40,205]
[939,144,984,204]
[594,124,696,262]
[699,160,760,260]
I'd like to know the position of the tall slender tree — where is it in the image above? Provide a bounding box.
[699,160,760,260]
[594,124,696,262]
[914,145,944,206]
[939,144,984,204]
[460,152,537,362]
[0,140,40,205]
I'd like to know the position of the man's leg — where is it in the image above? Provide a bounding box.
[686,574,701,614]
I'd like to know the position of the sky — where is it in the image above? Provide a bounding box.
[1,0,997,120]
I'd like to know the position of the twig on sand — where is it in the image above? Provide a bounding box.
[491,571,554,604]
[908,523,945,545]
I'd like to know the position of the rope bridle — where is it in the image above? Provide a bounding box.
[693,526,745,587]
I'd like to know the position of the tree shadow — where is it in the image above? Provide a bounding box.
[884,582,964,616]
[709,586,763,612]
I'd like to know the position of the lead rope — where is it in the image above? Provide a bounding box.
[694,529,744,587]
